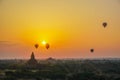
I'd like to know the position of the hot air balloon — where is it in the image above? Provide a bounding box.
[90,49,94,53]
[34,44,39,49]
[46,43,50,49]
[102,22,107,28]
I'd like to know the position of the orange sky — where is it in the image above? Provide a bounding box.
[0,0,120,59]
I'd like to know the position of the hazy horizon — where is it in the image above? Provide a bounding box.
[0,0,120,59]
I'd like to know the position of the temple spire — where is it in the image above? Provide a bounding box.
[27,52,38,66]
[31,52,35,60]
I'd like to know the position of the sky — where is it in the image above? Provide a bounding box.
[0,0,120,59]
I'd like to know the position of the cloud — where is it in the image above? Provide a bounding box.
[0,41,9,43]
[0,41,18,46]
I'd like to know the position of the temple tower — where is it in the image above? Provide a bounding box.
[27,52,38,65]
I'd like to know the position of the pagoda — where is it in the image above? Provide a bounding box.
[27,52,38,65]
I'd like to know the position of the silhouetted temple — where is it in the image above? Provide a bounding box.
[27,52,38,65]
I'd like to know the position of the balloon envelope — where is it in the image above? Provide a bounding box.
[46,43,50,49]
[34,44,39,49]
[103,22,107,28]
[90,49,94,53]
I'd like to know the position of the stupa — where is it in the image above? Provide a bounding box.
[27,52,38,65]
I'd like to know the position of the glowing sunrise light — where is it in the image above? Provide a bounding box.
[42,40,47,45]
